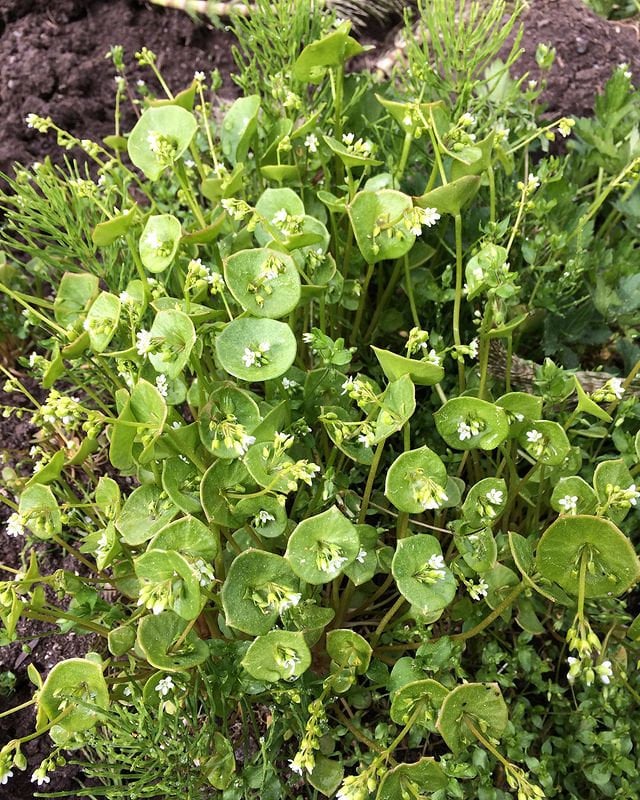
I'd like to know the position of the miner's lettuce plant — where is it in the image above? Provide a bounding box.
[1,0,640,798]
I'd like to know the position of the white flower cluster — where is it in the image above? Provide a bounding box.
[242,342,271,368]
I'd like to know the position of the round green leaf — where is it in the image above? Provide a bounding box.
[220,95,260,166]
[455,527,497,573]
[377,757,447,800]
[128,106,197,180]
[254,188,305,246]
[349,190,415,264]
[593,458,637,524]
[216,317,296,382]
[162,457,202,514]
[200,459,253,528]
[136,610,209,671]
[385,446,448,513]
[436,683,508,754]
[550,476,597,516]
[517,420,571,466]
[116,484,178,546]
[234,494,288,538]
[139,214,182,273]
[134,549,202,620]
[224,248,301,318]
[241,630,311,682]
[392,535,457,616]
[39,658,109,742]
[536,515,640,598]
[435,397,509,451]
[326,629,372,674]
[285,506,360,585]
[462,478,507,526]
[221,550,300,635]
[198,384,261,458]
[389,679,448,727]
[148,515,218,562]
[148,309,196,379]
[84,291,121,353]
[19,484,61,540]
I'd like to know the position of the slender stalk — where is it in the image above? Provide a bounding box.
[453,213,465,391]
[451,583,524,642]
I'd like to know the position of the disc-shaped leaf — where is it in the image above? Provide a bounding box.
[148,309,196,379]
[148,516,218,562]
[536,515,640,598]
[136,610,209,671]
[517,420,571,466]
[254,188,305,246]
[39,658,109,741]
[462,478,507,526]
[134,549,201,620]
[392,536,457,616]
[593,458,637,524]
[54,272,99,329]
[550,476,597,516]
[349,190,415,264]
[116,484,178,546]
[292,22,365,83]
[372,346,444,386]
[377,757,447,800]
[220,95,260,166]
[326,630,372,674]
[285,506,359,585]
[242,630,311,682]
[198,384,261,458]
[85,291,121,353]
[200,460,253,528]
[162,457,202,515]
[414,175,481,216]
[139,215,182,273]
[374,375,416,442]
[222,550,300,635]
[234,494,288,538]
[456,527,497,573]
[215,317,296,382]
[128,105,197,180]
[435,397,509,451]
[436,683,508,754]
[389,679,448,727]
[224,248,301,318]
[385,446,448,513]
[19,484,61,540]
[343,524,379,586]
[496,391,543,424]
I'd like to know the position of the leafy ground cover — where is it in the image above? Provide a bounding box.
[0,0,640,798]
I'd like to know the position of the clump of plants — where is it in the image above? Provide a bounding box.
[1,0,640,797]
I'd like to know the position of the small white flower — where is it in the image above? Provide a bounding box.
[255,510,276,526]
[136,329,153,357]
[342,132,355,146]
[486,488,504,505]
[609,377,625,400]
[0,769,13,785]
[526,429,544,443]
[31,772,51,787]
[558,495,578,513]
[302,332,314,344]
[242,348,257,368]
[459,112,475,126]
[282,377,299,391]
[119,290,132,304]
[596,659,613,685]
[356,547,367,564]
[193,70,206,82]
[304,133,319,153]
[468,579,489,601]
[628,484,639,506]
[289,758,304,776]
[272,208,288,225]
[155,374,168,398]
[6,513,24,538]
[155,676,175,696]
[468,338,479,359]
[418,206,440,228]
[457,421,473,441]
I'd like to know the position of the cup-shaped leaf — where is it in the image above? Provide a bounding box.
[148,516,218,562]
[134,549,202,620]
[241,630,311,682]
[234,494,288,538]
[392,535,457,616]
[536,515,640,598]
[116,484,178,546]
[349,190,415,264]
[593,458,637,524]
[220,95,260,166]
[436,683,508,754]
[435,397,509,451]
[198,384,261,458]
[136,610,209,671]
[85,292,121,353]
[128,105,197,180]
[222,550,300,635]
[285,506,359,585]
[377,757,447,800]
[54,272,100,329]
[414,175,481,216]
[38,658,109,742]
[517,420,570,466]
[292,22,365,83]
[254,187,305,246]
[343,524,379,586]
[224,248,301,318]
[130,378,168,462]
[389,679,448,727]
[385,446,448,514]
[462,478,508,526]
[456,527,497,573]
[200,459,254,528]
[496,391,543,427]
[139,214,182,273]
[162,457,202,515]
[19,484,61,540]
[215,317,296,381]
[205,732,236,790]
[308,756,344,797]
[92,204,138,246]
[374,375,416,442]
[326,629,372,674]
[323,135,383,169]
[550,476,597,516]
[148,309,196,379]
[372,346,444,386]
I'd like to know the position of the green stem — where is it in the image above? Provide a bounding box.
[453,213,465,391]
[395,132,414,185]
[358,441,385,525]
[351,260,376,346]
[451,583,524,642]
[404,254,420,328]
[363,258,404,341]
[370,595,407,647]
